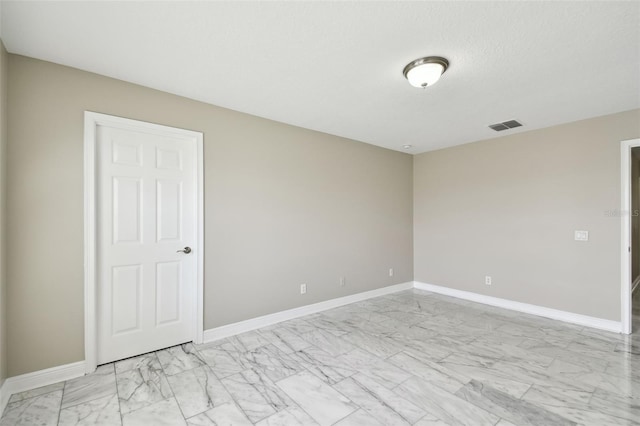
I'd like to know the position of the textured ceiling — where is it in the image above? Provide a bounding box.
[2,1,639,153]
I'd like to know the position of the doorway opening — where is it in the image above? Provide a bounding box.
[84,112,204,373]
[620,138,640,334]
[630,147,640,335]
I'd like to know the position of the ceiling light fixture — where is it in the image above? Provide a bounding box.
[403,56,449,88]
[403,144,412,149]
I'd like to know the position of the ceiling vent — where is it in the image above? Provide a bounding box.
[489,120,523,132]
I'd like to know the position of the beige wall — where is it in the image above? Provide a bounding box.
[5,50,638,378]
[0,41,7,386]
[7,55,413,376]
[414,109,640,321]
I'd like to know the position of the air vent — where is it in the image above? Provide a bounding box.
[489,123,509,131]
[489,119,523,132]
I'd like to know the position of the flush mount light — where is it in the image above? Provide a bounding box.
[403,144,412,149]
[403,56,449,88]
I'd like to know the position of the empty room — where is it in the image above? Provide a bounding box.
[0,1,638,425]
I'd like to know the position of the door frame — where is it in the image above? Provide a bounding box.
[84,111,204,373]
[620,138,640,335]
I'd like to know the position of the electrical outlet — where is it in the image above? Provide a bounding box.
[300,283,307,294]
[339,277,345,287]
[485,276,492,286]
[389,268,394,277]
[574,230,589,241]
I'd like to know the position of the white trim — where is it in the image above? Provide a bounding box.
[633,275,640,295]
[84,113,97,373]
[0,380,10,416]
[195,137,204,345]
[414,281,622,333]
[0,361,85,412]
[84,112,205,372]
[203,282,414,343]
[1,278,625,406]
[203,279,624,343]
[621,138,640,335]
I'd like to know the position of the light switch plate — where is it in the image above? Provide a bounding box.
[574,230,589,241]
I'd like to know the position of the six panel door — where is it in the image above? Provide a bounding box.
[97,124,197,364]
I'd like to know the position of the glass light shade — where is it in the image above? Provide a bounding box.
[403,56,449,89]
[405,62,445,88]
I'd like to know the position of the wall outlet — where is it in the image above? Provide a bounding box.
[485,276,492,286]
[339,277,345,287]
[574,230,589,241]
[389,268,394,277]
[300,283,307,294]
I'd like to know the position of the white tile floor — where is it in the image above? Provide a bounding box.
[2,288,639,425]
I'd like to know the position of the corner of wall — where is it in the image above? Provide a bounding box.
[412,109,640,322]
[0,37,8,390]
[411,152,417,282]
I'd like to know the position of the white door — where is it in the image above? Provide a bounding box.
[96,122,198,364]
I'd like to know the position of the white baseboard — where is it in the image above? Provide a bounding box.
[0,361,85,413]
[0,379,9,417]
[203,281,414,343]
[203,280,623,342]
[413,281,622,333]
[1,278,623,412]
[633,276,640,294]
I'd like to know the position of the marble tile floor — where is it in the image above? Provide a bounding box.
[2,288,639,426]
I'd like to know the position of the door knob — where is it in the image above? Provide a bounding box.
[177,247,192,254]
